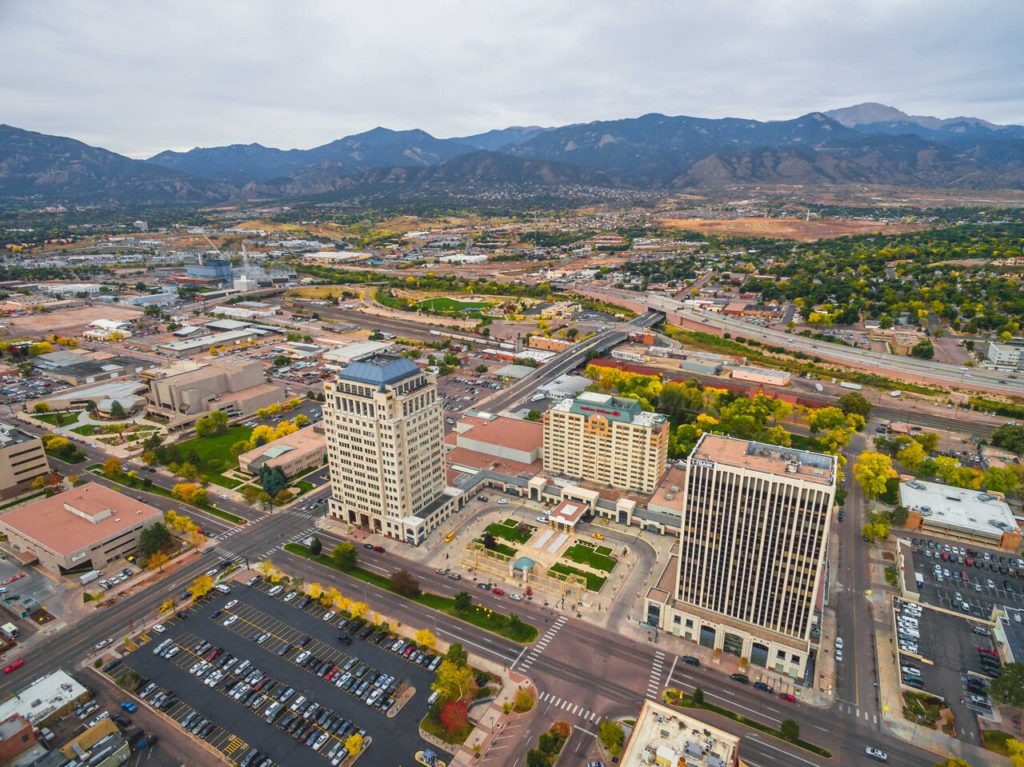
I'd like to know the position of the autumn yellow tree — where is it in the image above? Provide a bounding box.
[307,582,323,600]
[344,733,363,756]
[102,458,123,479]
[415,628,437,650]
[897,441,927,472]
[854,452,896,500]
[160,598,175,614]
[190,575,214,599]
[147,551,170,571]
[432,659,478,702]
[349,601,368,619]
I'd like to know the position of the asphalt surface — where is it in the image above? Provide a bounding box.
[587,287,1024,397]
[121,579,436,766]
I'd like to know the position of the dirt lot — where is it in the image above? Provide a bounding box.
[6,305,143,335]
[659,216,927,242]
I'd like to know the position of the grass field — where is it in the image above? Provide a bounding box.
[549,562,606,591]
[174,426,253,475]
[476,539,517,557]
[563,544,617,573]
[416,296,494,314]
[72,424,99,436]
[485,519,533,545]
[660,216,926,242]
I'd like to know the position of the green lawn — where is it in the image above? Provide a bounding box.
[292,480,315,496]
[486,519,533,545]
[33,412,73,426]
[549,562,606,591]
[71,424,99,436]
[594,545,613,557]
[787,432,823,452]
[283,543,538,643]
[416,296,495,313]
[563,544,617,573]
[476,539,517,557]
[209,474,242,489]
[174,426,253,475]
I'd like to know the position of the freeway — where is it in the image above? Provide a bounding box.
[588,287,1024,397]
[478,310,663,413]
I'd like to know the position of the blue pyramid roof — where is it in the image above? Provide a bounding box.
[339,355,421,387]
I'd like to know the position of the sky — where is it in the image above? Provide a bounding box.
[2,0,1022,158]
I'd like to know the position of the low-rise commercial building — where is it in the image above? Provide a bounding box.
[986,341,1024,369]
[900,479,1021,550]
[620,699,744,767]
[0,425,49,500]
[0,670,88,726]
[0,483,163,573]
[453,415,543,465]
[323,341,394,369]
[237,424,326,477]
[144,358,284,426]
[32,350,156,386]
[157,327,263,356]
[730,366,791,386]
[543,392,669,493]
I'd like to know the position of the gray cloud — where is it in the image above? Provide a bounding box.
[1,0,1021,156]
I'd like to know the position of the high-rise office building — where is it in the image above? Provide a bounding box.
[645,433,835,679]
[542,392,669,493]
[323,355,448,543]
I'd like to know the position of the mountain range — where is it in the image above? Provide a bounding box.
[2,103,1023,208]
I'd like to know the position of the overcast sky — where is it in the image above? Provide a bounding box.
[2,0,1022,157]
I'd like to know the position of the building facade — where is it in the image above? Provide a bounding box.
[144,359,283,424]
[987,341,1023,369]
[542,392,669,493]
[0,426,49,500]
[324,355,453,543]
[237,424,326,477]
[646,434,835,679]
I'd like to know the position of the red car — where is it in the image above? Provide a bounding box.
[977,647,998,658]
[373,545,385,554]
[3,659,25,674]
[779,693,797,703]
[492,588,505,596]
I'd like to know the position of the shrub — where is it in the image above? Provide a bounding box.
[439,700,470,737]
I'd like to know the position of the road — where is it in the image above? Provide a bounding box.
[478,310,663,413]
[587,287,1024,397]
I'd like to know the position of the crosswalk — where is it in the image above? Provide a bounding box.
[838,702,878,724]
[537,690,601,723]
[215,524,317,564]
[647,650,666,700]
[516,615,567,672]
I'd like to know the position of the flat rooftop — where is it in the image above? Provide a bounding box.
[237,424,325,462]
[159,328,262,352]
[0,483,162,555]
[0,425,37,449]
[553,391,667,428]
[998,607,1024,664]
[900,479,1017,538]
[690,433,835,486]
[619,699,740,767]
[457,415,542,454]
[0,669,87,725]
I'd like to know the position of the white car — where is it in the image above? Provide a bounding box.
[223,615,238,626]
[835,650,843,662]
[225,599,238,609]
[510,593,523,601]
[865,746,888,762]
[152,623,166,633]
[497,499,508,505]
[322,611,336,622]
[835,637,843,649]
[536,514,549,523]
[283,592,297,602]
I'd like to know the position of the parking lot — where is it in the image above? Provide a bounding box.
[118,575,441,766]
[908,534,1024,619]
[893,598,1001,743]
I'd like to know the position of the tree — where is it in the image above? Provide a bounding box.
[344,733,363,756]
[67,474,82,486]
[273,355,290,367]
[446,642,468,667]
[415,628,437,650]
[194,410,228,438]
[273,489,293,506]
[260,465,288,497]
[189,575,214,599]
[175,462,198,481]
[306,535,322,555]
[102,458,123,479]
[160,597,175,613]
[331,542,358,571]
[139,523,172,557]
[911,340,934,359]
[598,719,625,756]
[525,409,542,422]
[513,686,535,712]
[780,719,800,743]
[897,441,928,472]
[933,759,973,767]
[439,700,470,735]
[32,402,50,414]
[475,364,488,374]
[173,482,207,506]
[838,391,871,419]
[481,531,497,550]
[854,452,896,500]
[432,659,478,702]
[453,592,472,613]
[141,450,158,466]
[990,663,1024,707]
[692,686,704,704]
[1006,739,1024,767]
[390,569,421,597]
[862,520,891,543]
[991,424,1024,455]
[147,551,170,571]
[109,400,126,419]
[982,466,1022,495]
[30,475,46,491]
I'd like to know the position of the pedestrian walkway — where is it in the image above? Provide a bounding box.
[537,690,601,724]
[837,700,878,724]
[515,615,567,672]
[647,650,666,700]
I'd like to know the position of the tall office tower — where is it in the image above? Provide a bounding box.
[323,355,446,542]
[646,433,835,679]
[542,392,669,493]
